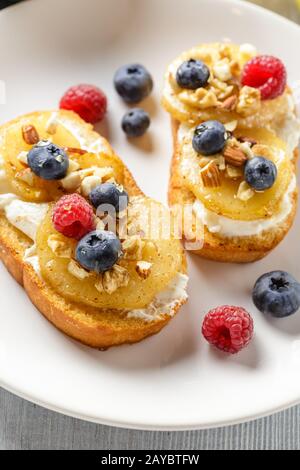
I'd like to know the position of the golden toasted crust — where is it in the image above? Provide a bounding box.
[169,118,298,263]
[0,111,187,349]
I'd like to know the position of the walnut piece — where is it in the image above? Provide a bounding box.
[96,265,129,294]
[15,168,35,186]
[68,259,91,280]
[236,86,261,117]
[136,261,152,279]
[47,235,72,258]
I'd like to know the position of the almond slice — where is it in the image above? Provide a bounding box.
[223,145,248,167]
[219,95,238,111]
[22,125,40,145]
[64,147,87,155]
[200,161,221,188]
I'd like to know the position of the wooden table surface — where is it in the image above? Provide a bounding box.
[0,0,300,450]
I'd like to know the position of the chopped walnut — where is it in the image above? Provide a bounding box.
[226,165,243,179]
[210,78,234,100]
[179,88,219,109]
[68,259,91,280]
[237,181,255,201]
[136,261,152,279]
[122,236,145,261]
[236,86,261,117]
[98,264,129,294]
[47,235,72,258]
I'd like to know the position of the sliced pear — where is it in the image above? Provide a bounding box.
[37,199,184,310]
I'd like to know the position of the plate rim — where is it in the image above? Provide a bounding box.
[1,0,300,431]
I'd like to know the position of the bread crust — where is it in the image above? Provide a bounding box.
[0,111,187,349]
[169,118,298,263]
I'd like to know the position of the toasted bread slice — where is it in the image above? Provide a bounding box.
[0,111,187,348]
[169,118,298,263]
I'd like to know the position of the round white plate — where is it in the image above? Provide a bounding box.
[1,0,300,431]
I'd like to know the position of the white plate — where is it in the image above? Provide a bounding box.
[0,0,300,431]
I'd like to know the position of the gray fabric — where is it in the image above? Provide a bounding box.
[1,0,300,451]
[0,388,299,450]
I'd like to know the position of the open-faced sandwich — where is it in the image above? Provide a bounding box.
[162,42,300,262]
[0,110,188,348]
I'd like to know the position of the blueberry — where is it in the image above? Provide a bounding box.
[75,230,122,273]
[114,64,153,104]
[27,140,69,180]
[253,271,300,318]
[176,59,210,90]
[245,156,277,191]
[90,182,129,213]
[192,120,227,156]
[121,108,150,138]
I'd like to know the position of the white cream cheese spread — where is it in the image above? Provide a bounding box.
[193,176,296,238]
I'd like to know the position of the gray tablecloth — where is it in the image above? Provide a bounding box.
[1,0,300,450]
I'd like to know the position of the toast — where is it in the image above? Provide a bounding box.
[163,43,300,263]
[0,110,187,348]
[169,119,298,263]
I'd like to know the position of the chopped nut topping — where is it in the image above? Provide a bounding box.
[236,86,261,117]
[238,136,257,147]
[136,261,152,279]
[224,120,238,132]
[219,95,238,111]
[100,264,129,294]
[237,181,255,201]
[122,236,144,260]
[45,113,58,135]
[61,172,82,191]
[17,151,28,165]
[200,161,221,188]
[68,259,91,280]
[22,125,40,145]
[47,235,72,258]
[223,143,248,167]
[15,168,35,186]
[213,59,232,82]
[226,165,243,179]
[68,159,81,173]
[81,175,102,197]
[179,88,219,109]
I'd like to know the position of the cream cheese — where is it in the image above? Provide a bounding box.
[127,273,188,322]
[4,199,48,240]
[193,176,296,238]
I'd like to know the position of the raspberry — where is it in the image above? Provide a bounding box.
[202,306,254,354]
[59,84,107,124]
[241,56,287,100]
[53,194,95,240]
